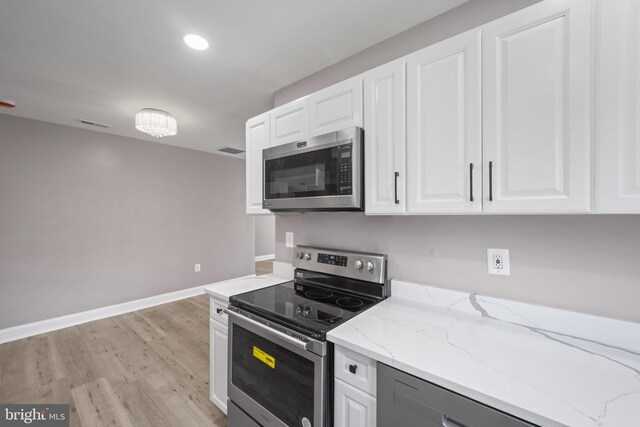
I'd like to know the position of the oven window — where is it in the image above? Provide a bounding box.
[264,146,339,199]
[232,325,315,426]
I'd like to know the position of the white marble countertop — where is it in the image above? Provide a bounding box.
[327,280,640,427]
[204,261,293,302]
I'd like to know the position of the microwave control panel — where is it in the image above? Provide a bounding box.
[337,145,352,195]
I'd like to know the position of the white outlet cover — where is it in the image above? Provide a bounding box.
[487,249,510,276]
[194,263,201,272]
[285,232,294,248]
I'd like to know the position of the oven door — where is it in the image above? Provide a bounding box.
[262,127,362,211]
[227,309,328,427]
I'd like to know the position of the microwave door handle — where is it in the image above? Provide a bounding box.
[225,309,312,352]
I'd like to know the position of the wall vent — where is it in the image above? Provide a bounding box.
[78,119,111,129]
[218,147,245,155]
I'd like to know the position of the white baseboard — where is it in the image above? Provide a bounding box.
[255,253,275,262]
[0,285,207,344]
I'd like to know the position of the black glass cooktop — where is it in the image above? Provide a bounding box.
[229,281,378,340]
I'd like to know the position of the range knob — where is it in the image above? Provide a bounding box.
[304,253,312,261]
[296,252,304,259]
[354,260,364,270]
[366,261,375,272]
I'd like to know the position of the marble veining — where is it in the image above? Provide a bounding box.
[327,281,640,427]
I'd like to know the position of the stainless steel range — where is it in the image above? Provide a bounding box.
[226,245,388,427]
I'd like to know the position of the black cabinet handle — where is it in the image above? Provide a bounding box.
[394,172,400,205]
[489,161,494,202]
[348,364,358,374]
[469,163,474,202]
[216,308,223,314]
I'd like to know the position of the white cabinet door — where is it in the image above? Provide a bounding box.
[309,75,363,136]
[270,98,309,147]
[364,58,406,214]
[482,0,592,214]
[595,0,640,213]
[406,29,482,214]
[334,379,376,427]
[210,319,228,414]
[245,113,271,215]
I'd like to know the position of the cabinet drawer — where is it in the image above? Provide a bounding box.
[335,345,377,396]
[210,298,228,326]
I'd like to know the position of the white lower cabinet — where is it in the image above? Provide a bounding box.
[334,344,377,427]
[209,298,229,415]
[334,379,376,427]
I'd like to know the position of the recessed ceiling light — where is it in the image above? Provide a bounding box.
[183,34,209,51]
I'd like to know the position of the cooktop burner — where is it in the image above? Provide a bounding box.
[336,297,364,308]
[304,289,333,299]
[249,286,294,304]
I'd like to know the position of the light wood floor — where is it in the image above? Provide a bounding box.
[255,259,274,276]
[0,294,225,426]
[0,261,275,426]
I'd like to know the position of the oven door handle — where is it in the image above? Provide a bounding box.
[225,309,313,352]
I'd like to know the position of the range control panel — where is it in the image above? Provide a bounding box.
[317,253,348,267]
[292,245,387,285]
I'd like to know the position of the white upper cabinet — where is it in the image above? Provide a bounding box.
[364,58,406,214]
[406,29,482,214]
[595,0,640,213]
[309,75,363,136]
[482,0,592,214]
[245,113,271,215]
[270,98,309,147]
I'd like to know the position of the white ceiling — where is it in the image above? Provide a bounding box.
[0,0,467,155]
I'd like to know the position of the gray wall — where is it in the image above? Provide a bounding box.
[274,0,540,106]
[0,114,254,329]
[255,215,275,257]
[276,214,640,323]
[273,0,640,323]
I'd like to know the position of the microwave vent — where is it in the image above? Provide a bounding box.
[219,146,245,155]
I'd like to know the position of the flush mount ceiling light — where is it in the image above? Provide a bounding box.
[135,108,177,138]
[183,34,209,51]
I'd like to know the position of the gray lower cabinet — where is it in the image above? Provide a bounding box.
[377,363,537,427]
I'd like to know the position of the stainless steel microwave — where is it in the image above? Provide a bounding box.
[262,127,363,212]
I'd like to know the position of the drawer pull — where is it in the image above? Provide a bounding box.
[442,415,467,427]
[216,308,223,314]
[348,364,358,374]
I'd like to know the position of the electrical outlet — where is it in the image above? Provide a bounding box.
[285,232,294,248]
[194,264,201,273]
[487,249,510,276]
